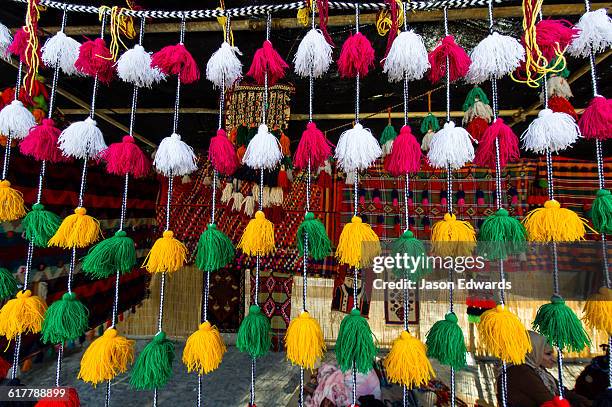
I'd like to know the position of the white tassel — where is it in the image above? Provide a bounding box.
[293,28,333,79]
[463,100,493,125]
[58,117,107,159]
[335,123,382,172]
[421,130,435,152]
[206,42,243,89]
[466,32,525,84]
[262,186,271,208]
[231,192,244,212]
[427,121,475,170]
[382,30,430,82]
[242,195,255,217]
[41,31,83,77]
[0,23,12,61]
[117,44,165,88]
[567,9,612,58]
[0,100,36,140]
[543,75,573,100]
[153,133,198,177]
[521,109,581,154]
[269,186,283,206]
[220,183,233,204]
[242,124,283,170]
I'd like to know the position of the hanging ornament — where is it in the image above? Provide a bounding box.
[474,119,520,170]
[382,29,430,82]
[533,295,591,352]
[478,305,532,364]
[426,312,467,369]
[338,31,375,78]
[41,31,82,77]
[335,123,381,173]
[19,119,67,163]
[427,121,475,170]
[151,43,200,84]
[206,42,242,89]
[0,289,47,341]
[117,44,165,88]
[246,40,288,85]
[462,86,493,141]
[99,135,150,179]
[466,32,525,84]
[521,109,580,155]
[385,330,434,388]
[579,96,612,141]
[567,8,612,58]
[379,111,397,157]
[385,125,422,176]
[75,38,115,84]
[583,287,612,335]
[242,124,283,170]
[0,22,11,61]
[0,267,18,300]
[294,28,333,79]
[427,35,471,83]
[293,122,333,171]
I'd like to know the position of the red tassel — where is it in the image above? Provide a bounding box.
[75,39,115,84]
[474,118,519,170]
[99,135,150,178]
[383,0,400,58]
[534,20,578,62]
[338,32,375,78]
[208,129,239,176]
[8,28,30,64]
[246,40,288,86]
[579,96,612,140]
[384,125,422,176]
[466,117,489,141]
[293,122,334,170]
[316,0,334,46]
[548,95,577,120]
[277,168,291,191]
[19,119,68,163]
[427,35,471,84]
[35,387,80,406]
[151,43,200,84]
[541,396,570,407]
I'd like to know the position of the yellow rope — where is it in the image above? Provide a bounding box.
[98,5,133,62]
[297,0,312,27]
[23,0,41,96]
[216,0,234,45]
[376,0,404,37]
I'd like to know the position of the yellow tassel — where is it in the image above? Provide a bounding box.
[431,213,476,257]
[285,311,326,370]
[0,180,26,222]
[478,305,532,364]
[237,210,275,257]
[142,230,188,273]
[336,216,381,268]
[78,328,134,386]
[384,331,435,388]
[583,287,612,335]
[48,207,102,249]
[182,321,227,375]
[523,200,594,242]
[0,290,47,341]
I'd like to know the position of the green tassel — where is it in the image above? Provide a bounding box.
[462,87,490,111]
[237,305,271,359]
[379,124,397,146]
[591,189,612,233]
[236,125,249,146]
[335,309,377,373]
[195,223,235,272]
[478,208,527,260]
[533,295,591,353]
[130,331,175,390]
[467,314,481,324]
[0,268,18,300]
[297,212,331,261]
[420,113,440,135]
[390,230,430,281]
[426,312,467,369]
[41,292,89,343]
[82,230,136,279]
[21,203,61,248]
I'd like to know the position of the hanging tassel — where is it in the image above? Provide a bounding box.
[335,123,382,173]
[541,396,571,407]
[379,123,397,157]
[78,328,134,385]
[466,32,525,84]
[427,121,475,170]
[74,38,115,84]
[384,330,435,388]
[82,230,136,279]
[533,20,579,62]
[285,311,325,369]
[548,96,578,120]
[583,287,612,335]
[48,207,102,249]
[293,122,334,170]
[242,124,283,170]
[390,230,430,280]
[0,100,36,140]
[335,308,377,373]
[420,112,441,134]
[338,32,375,78]
[41,31,83,77]
[474,118,519,170]
[237,210,275,257]
[521,109,580,155]
[246,40,288,85]
[463,87,490,111]
[382,30,430,82]
[195,223,235,272]
[478,208,526,259]
[0,180,26,222]
[208,129,239,176]
[100,135,150,178]
[336,216,381,269]
[142,230,187,274]
[59,117,107,159]
[523,199,591,242]
[0,290,47,341]
[546,75,573,100]
[296,212,331,260]
[21,203,61,248]
[591,189,612,233]
[35,387,81,407]
[465,117,488,141]
[182,321,226,375]
[117,44,165,88]
[567,9,612,58]
[153,133,198,177]
[533,295,591,352]
[0,267,17,300]
[7,28,31,64]
[427,35,471,84]
[130,331,175,390]
[151,43,200,84]
[294,28,333,78]
[206,41,243,88]
[431,213,476,257]
[426,312,466,369]
[41,292,89,343]
[384,125,422,176]
[478,305,532,364]
[20,119,67,163]
[236,304,271,358]
[0,23,11,61]
[579,96,612,140]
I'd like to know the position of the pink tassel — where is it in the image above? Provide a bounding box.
[208,129,239,176]
[579,96,612,140]
[293,122,334,170]
[151,44,200,84]
[427,35,471,84]
[8,28,29,63]
[534,20,578,62]
[99,135,150,178]
[19,119,68,163]
[473,118,519,170]
[246,40,288,86]
[384,125,422,176]
[338,32,375,78]
[75,39,115,84]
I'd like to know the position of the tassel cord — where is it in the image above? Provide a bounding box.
[89,14,107,119]
[250,357,256,406]
[55,343,64,386]
[105,380,111,407]
[0,57,19,179]
[10,335,22,380]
